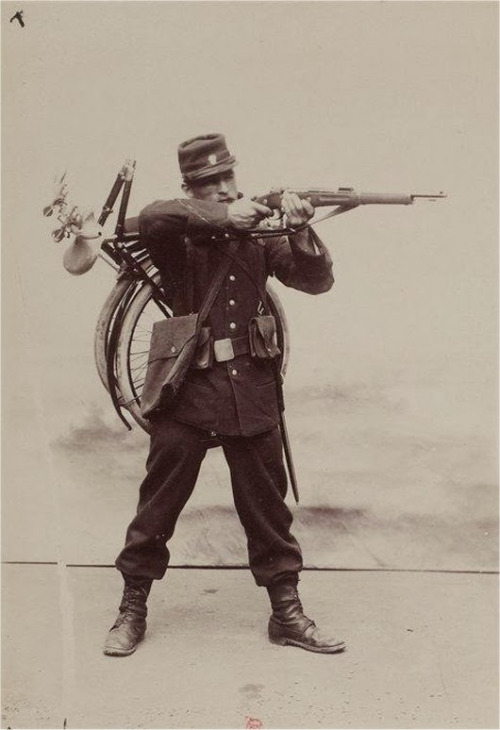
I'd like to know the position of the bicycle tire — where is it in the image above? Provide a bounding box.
[94,276,143,394]
[94,278,130,394]
[93,260,161,396]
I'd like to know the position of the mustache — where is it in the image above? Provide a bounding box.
[218,192,243,203]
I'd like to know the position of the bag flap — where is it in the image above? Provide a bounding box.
[254,315,276,340]
[148,314,198,363]
[248,315,281,358]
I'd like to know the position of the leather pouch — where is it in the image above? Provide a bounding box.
[141,240,237,418]
[248,315,281,359]
[141,314,200,418]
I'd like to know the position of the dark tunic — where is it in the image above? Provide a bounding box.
[116,199,334,583]
[139,198,334,437]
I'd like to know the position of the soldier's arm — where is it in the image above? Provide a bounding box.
[139,198,234,275]
[140,198,272,238]
[139,197,274,282]
[266,229,334,295]
[139,199,230,242]
[263,189,333,294]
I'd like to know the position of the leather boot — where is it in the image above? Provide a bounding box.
[267,579,345,654]
[103,575,152,657]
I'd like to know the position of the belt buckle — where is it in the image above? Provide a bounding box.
[214,337,234,363]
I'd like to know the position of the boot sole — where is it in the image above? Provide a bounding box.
[103,635,144,657]
[269,635,346,654]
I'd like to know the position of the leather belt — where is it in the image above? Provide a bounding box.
[213,335,249,363]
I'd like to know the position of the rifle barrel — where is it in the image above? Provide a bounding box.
[411,193,447,200]
[255,189,447,209]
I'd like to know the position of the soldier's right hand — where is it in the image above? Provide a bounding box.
[227,199,272,230]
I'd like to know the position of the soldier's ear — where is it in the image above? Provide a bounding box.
[181,182,194,198]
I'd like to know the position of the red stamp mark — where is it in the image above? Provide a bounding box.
[245,717,263,729]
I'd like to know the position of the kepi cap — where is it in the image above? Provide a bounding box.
[178,133,237,183]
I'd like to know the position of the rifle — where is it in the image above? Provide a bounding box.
[254,187,446,209]
[250,187,446,234]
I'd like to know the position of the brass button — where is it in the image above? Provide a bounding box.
[170,346,176,353]
[229,275,236,281]
[231,369,238,376]
[229,299,236,306]
[229,322,236,330]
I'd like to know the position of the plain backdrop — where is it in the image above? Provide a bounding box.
[2,0,498,568]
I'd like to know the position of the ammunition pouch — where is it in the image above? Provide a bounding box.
[248,315,281,359]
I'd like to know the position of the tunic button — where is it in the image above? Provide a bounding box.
[229,299,235,306]
[231,369,238,376]
[229,275,236,281]
[229,322,236,330]
[170,346,176,353]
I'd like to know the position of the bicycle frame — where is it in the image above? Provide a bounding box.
[95,161,172,428]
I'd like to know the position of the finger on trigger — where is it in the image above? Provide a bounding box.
[288,192,302,216]
[280,195,292,216]
[253,201,273,217]
[303,198,314,215]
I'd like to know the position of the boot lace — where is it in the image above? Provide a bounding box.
[118,586,148,620]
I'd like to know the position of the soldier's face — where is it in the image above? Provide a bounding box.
[184,170,238,203]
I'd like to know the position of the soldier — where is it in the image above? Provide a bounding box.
[104,133,345,657]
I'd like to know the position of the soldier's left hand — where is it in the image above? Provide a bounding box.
[281,190,315,228]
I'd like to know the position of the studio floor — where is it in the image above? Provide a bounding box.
[2,565,498,729]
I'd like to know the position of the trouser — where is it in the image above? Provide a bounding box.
[115,417,303,586]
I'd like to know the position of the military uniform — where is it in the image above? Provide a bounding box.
[115,198,334,584]
[105,133,345,657]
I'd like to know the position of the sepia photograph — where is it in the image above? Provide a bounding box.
[2,1,498,728]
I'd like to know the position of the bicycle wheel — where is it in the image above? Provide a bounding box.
[115,271,290,432]
[94,256,163,400]
[94,274,138,394]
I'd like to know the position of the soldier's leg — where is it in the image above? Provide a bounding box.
[115,416,208,579]
[221,427,345,654]
[220,427,302,587]
[105,417,208,657]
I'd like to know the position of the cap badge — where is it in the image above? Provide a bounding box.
[208,154,217,166]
